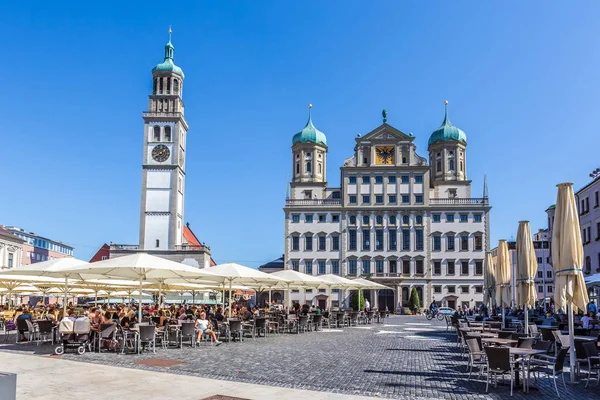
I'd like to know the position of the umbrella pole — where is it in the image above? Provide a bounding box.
[228,280,233,315]
[501,307,505,330]
[95,289,98,307]
[63,276,68,316]
[524,306,528,335]
[287,284,291,311]
[139,279,143,324]
[159,281,163,308]
[568,303,576,383]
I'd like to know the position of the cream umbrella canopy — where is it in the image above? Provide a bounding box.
[351,278,391,311]
[516,221,538,334]
[0,273,79,310]
[495,240,511,327]
[318,274,369,311]
[484,251,495,310]
[270,270,328,310]
[551,182,589,383]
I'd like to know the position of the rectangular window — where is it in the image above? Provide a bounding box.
[474,214,482,222]
[7,253,13,268]
[538,285,543,293]
[447,285,456,294]
[415,259,424,275]
[433,285,442,294]
[318,260,326,275]
[362,176,370,184]
[402,259,410,275]
[375,229,383,250]
[461,285,470,294]
[349,230,357,250]
[447,235,455,251]
[415,176,423,183]
[332,215,340,223]
[349,176,357,184]
[461,261,469,275]
[447,214,455,222]
[402,195,410,204]
[433,261,441,275]
[402,229,410,250]
[461,235,469,250]
[362,259,370,275]
[292,236,299,251]
[475,286,483,294]
[474,235,482,251]
[375,176,383,184]
[537,256,543,263]
[349,195,357,204]
[305,261,313,275]
[389,230,397,250]
[401,176,409,183]
[547,270,552,278]
[415,229,423,251]
[305,214,313,223]
[362,229,370,250]
[291,260,299,271]
[305,234,313,251]
[433,214,441,222]
[537,271,543,278]
[595,191,599,207]
[332,236,340,250]
[389,195,397,203]
[547,285,553,293]
[362,195,370,204]
[447,261,455,275]
[433,235,441,251]
[375,195,384,204]
[292,214,300,223]
[460,214,468,222]
[332,260,340,275]
[389,260,397,273]
[318,214,326,223]
[415,195,423,203]
[388,176,396,183]
[319,235,326,250]
[376,260,384,273]
[475,261,483,275]
[349,260,357,275]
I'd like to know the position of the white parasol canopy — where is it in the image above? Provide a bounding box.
[270,269,328,309]
[516,221,538,334]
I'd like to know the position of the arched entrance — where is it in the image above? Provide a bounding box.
[444,295,458,310]
[313,294,328,310]
[401,287,409,307]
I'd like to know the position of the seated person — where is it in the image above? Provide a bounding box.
[195,312,222,345]
[16,308,32,341]
[241,307,253,321]
[214,307,224,322]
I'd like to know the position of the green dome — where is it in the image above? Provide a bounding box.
[292,111,327,146]
[428,104,467,147]
[152,34,184,78]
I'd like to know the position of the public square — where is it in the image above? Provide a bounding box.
[1,315,598,399]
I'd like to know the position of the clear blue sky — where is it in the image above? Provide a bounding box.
[2,2,598,267]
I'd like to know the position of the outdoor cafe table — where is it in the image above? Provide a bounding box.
[508,348,548,391]
[481,337,518,346]
[464,332,497,338]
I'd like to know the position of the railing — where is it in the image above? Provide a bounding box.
[142,112,183,118]
[110,244,140,250]
[285,199,342,206]
[371,273,403,278]
[430,198,488,205]
[174,244,210,252]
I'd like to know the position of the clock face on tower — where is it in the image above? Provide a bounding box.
[152,144,170,162]
[375,146,395,165]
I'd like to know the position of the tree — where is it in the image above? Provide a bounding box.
[351,290,365,311]
[408,288,420,311]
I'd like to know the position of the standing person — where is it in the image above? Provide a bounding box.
[588,300,597,315]
[364,298,370,312]
[195,312,222,345]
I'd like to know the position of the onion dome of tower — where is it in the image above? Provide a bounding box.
[292,105,327,146]
[428,101,467,147]
[152,28,184,78]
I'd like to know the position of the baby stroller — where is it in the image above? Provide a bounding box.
[54,316,91,355]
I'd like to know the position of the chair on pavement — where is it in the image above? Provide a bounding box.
[179,322,196,348]
[312,315,323,331]
[36,320,55,346]
[16,319,36,342]
[297,316,309,333]
[466,338,486,381]
[527,324,540,338]
[484,346,517,396]
[242,320,256,339]
[97,323,117,352]
[497,331,513,339]
[528,348,569,397]
[228,319,243,342]
[137,324,156,354]
[516,337,534,349]
[254,318,268,338]
[581,341,600,387]
[211,319,230,342]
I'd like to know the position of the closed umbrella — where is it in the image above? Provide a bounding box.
[484,251,495,310]
[495,240,511,327]
[516,221,538,334]
[551,182,589,383]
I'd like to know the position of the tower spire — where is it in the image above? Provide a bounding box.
[483,173,489,198]
[443,100,450,124]
[164,27,174,60]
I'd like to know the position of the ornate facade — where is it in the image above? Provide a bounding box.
[283,105,491,311]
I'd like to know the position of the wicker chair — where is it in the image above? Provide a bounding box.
[484,346,517,396]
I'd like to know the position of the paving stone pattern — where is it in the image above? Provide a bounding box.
[1,315,599,399]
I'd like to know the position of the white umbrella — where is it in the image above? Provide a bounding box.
[318,274,368,311]
[351,278,390,311]
[484,251,495,310]
[495,240,511,327]
[516,221,538,334]
[51,253,222,321]
[269,270,328,310]
[552,182,590,382]
[203,263,289,313]
[0,273,77,310]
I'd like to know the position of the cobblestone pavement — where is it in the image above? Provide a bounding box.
[1,315,599,399]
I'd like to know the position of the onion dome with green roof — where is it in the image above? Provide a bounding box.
[428,101,467,147]
[292,106,327,146]
[152,29,184,78]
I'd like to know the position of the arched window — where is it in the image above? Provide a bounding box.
[174,79,179,94]
[376,215,383,225]
[153,126,160,141]
[306,161,311,173]
[449,159,455,171]
[363,215,369,225]
[296,163,299,174]
[164,126,171,142]
[166,78,171,94]
[460,161,463,171]
[153,78,157,94]
[586,256,592,272]
[159,78,163,94]
[349,215,356,224]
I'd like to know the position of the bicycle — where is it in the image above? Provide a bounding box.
[424,309,445,321]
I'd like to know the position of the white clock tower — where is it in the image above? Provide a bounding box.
[139,30,187,250]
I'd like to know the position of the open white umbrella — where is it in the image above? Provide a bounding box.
[318,274,368,311]
[351,278,390,311]
[270,270,328,310]
[495,240,511,327]
[0,273,78,310]
[203,263,289,313]
[516,221,538,334]
[484,252,495,310]
[552,182,590,382]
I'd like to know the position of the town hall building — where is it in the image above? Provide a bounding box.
[283,104,491,312]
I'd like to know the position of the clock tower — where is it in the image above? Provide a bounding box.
[139,29,188,250]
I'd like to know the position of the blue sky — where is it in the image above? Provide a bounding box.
[1,2,598,267]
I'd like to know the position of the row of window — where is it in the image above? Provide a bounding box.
[152,76,180,95]
[584,253,600,274]
[433,285,483,294]
[432,213,483,223]
[432,234,484,251]
[579,190,600,215]
[290,213,483,224]
[536,270,553,279]
[581,222,600,244]
[289,258,484,276]
[291,234,340,251]
[348,176,423,184]
[11,233,73,255]
[151,125,172,142]
[348,194,423,205]
[291,214,341,223]
[537,285,554,293]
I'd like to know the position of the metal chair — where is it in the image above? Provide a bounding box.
[312,315,323,331]
[36,320,55,346]
[484,346,516,396]
[254,318,268,337]
[97,323,117,352]
[179,322,196,348]
[465,338,486,381]
[228,319,243,342]
[516,337,534,349]
[137,324,156,354]
[297,316,309,333]
[528,348,568,397]
[242,319,256,339]
[581,341,600,388]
